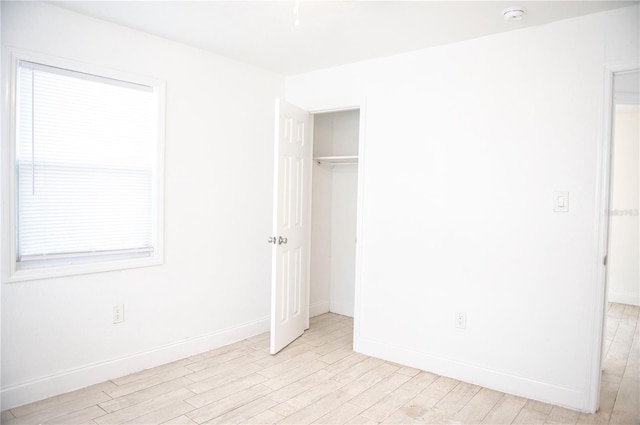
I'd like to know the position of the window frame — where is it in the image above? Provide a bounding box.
[2,49,166,283]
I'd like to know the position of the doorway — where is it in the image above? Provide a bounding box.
[599,70,639,420]
[607,71,639,306]
[310,109,360,319]
[591,66,639,414]
[270,101,364,354]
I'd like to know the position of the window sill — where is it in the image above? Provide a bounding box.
[5,254,164,283]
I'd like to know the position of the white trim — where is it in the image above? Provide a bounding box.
[8,255,165,283]
[19,60,154,92]
[306,112,315,331]
[587,59,640,413]
[6,47,163,89]
[2,47,166,283]
[309,301,330,317]
[353,98,367,353]
[309,105,361,115]
[1,1,5,413]
[357,336,590,412]
[1,48,19,286]
[0,315,269,410]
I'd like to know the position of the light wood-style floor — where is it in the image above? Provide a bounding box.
[2,303,638,425]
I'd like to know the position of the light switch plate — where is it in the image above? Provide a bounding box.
[554,191,569,212]
[113,304,124,324]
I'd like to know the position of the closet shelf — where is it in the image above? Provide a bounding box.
[314,155,358,166]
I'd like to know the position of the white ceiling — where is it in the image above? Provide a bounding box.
[50,1,638,75]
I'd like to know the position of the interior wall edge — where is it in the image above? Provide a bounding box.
[356,337,591,413]
[0,315,269,410]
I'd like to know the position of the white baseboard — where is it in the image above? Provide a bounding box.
[310,301,330,317]
[608,291,640,306]
[1,316,270,410]
[356,336,590,413]
[329,301,354,318]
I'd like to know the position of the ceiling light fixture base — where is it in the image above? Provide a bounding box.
[503,7,526,21]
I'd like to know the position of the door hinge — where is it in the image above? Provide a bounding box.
[603,255,607,266]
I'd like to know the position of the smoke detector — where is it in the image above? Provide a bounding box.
[503,7,526,21]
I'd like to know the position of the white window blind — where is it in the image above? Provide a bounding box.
[16,60,159,264]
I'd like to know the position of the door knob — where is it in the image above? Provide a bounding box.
[267,236,276,244]
[278,236,288,245]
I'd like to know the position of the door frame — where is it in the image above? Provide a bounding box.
[588,60,639,412]
[306,99,367,351]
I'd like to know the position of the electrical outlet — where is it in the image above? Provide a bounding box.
[113,304,124,324]
[455,312,466,329]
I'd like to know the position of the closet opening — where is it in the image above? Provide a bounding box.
[310,109,360,319]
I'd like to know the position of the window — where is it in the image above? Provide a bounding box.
[4,52,164,281]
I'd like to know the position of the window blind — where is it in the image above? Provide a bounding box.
[16,60,158,263]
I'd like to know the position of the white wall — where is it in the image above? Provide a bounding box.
[309,114,333,316]
[329,111,359,317]
[608,101,639,306]
[329,164,358,317]
[287,5,639,412]
[1,2,283,409]
[310,116,332,314]
[310,111,359,317]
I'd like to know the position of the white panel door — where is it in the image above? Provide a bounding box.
[270,99,311,355]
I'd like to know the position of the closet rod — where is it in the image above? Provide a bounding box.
[314,155,358,166]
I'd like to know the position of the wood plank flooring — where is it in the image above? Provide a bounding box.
[2,303,638,425]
